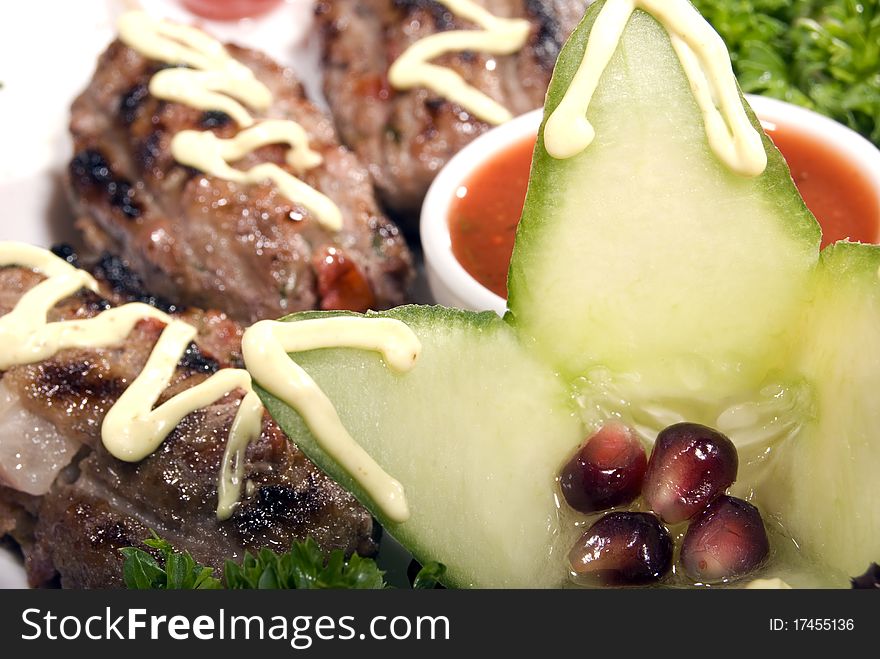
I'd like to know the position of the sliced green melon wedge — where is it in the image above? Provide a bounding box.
[507,5,820,408]
[256,307,584,588]
[757,242,880,578]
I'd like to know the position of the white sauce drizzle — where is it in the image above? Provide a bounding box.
[543,0,767,177]
[0,243,413,522]
[242,317,421,524]
[150,69,266,128]
[118,10,343,230]
[101,322,256,462]
[388,0,531,125]
[118,11,271,127]
[172,124,342,231]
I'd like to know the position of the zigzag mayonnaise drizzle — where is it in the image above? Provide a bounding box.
[118,11,342,230]
[242,318,420,524]
[172,123,343,231]
[388,0,531,125]
[0,244,414,522]
[544,0,767,176]
[118,11,271,127]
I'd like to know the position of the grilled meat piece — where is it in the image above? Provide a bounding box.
[0,266,376,588]
[69,34,413,326]
[315,0,589,218]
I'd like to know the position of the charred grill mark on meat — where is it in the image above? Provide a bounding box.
[119,83,150,126]
[135,131,164,173]
[91,251,179,313]
[235,482,323,538]
[199,110,234,129]
[51,243,176,313]
[524,0,565,68]
[179,342,221,374]
[69,149,142,220]
[27,360,129,412]
[393,0,457,30]
[50,244,79,267]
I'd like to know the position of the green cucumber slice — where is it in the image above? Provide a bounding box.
[757,242,880,579]
[256,307,584,588]
[507,4,820,408]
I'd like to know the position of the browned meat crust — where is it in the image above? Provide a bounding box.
[68,35,414,325]
[315,0,589,218]
[0,267,376,588]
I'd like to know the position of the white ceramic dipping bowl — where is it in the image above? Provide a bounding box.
[421,96,880,315]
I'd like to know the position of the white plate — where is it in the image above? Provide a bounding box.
[0,0,326,589]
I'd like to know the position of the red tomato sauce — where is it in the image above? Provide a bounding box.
[449,138,534,299]
[180,0,282,21]
[764,124,879,248]
[449,127,880,299]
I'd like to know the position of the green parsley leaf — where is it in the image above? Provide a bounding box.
[121,531,221,590]
[692,0,880,146]
[120,547,166,589]
[123,533,446,590]
[223,538,387,589]
[412,562,447,589]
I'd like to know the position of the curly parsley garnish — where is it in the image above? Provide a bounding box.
[692,0,880,146]
[121,533,445,590]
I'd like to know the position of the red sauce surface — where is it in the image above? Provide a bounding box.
[449,137,535,298]
[450,127,880,299]
[180,0,282,20]
[765,124,879,248]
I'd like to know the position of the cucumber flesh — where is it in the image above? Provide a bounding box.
[757,243,880,578]
[257,306,584,588]
[507,5,820,406]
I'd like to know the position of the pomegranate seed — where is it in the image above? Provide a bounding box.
[559,424,647,513]
[680,495,770,583]
[569,512,673,586]
[643,422,738,524]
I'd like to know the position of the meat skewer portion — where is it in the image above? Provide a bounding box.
[315,0,589,219]
[0,253,377,588]
[69,13,413,326]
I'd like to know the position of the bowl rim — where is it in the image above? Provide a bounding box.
[421,95,880,315]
